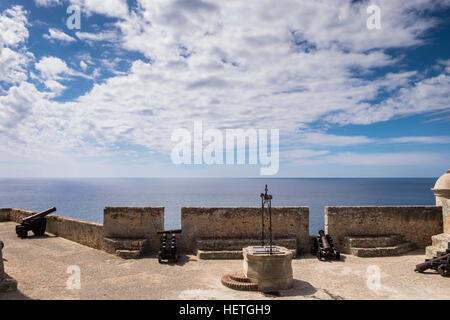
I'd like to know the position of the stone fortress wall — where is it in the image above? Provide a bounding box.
[325,206,443,251]
[103,207,164,252]
[0,204,445,256]
[180,207,310,253]
[0,208,104,250]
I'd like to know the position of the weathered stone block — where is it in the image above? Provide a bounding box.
[104,207,164,252]
[46,215,104,250]
[115,249,143,259]
[243,246,293,292]
[350,242,416,257]
[325,206,443,251]
[181,207,309,253]
[103,237,148,254]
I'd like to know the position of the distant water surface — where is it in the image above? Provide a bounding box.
[0,178,436,234]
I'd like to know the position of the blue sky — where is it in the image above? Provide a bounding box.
[0,0,449,177]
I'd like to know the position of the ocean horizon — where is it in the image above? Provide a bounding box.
[0,177,437,234]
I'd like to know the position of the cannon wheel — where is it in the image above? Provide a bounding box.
[32,224,46,236]
[316,250,323,261]
[438,264,450,277]
[16,226,28,238]
[31,218,47,236]
[311,238,319,255]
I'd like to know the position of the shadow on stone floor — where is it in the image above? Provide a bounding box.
[402,250,427,256]
[14,233,58,240]
[0,289,32,300]
[263,279,317,297]
[0,273,31,300]
[297,253,347,262]
[140,253,196,266]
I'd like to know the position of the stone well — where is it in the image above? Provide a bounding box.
[242,246,293,291]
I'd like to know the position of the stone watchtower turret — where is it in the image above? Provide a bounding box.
[426,170,450,258]
[432,169,450,233]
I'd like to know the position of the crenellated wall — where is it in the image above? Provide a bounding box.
[325,206,443,251]
[181,207,310,253]
[0,208,104,250]
[104,207,164,252]
[0,205,445,257]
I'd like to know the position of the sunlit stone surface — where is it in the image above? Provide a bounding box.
[243,246,293,291]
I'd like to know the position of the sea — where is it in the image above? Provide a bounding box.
[0,178,437,234]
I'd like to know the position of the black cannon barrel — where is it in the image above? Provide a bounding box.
[318,230,331,250]
[415,253,450,273]
[22,207,56,222]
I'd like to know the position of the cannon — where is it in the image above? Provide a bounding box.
[311,230,340,260]
[15,207,56,238]
[415,249,450,277]
[157,229,181,263]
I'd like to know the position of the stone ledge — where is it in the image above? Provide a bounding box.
[350,242,416,257]
[103,237,148,254]
[116,249,143,259]
[344,235,404,249]
[431,233,450,250]
[197,250,244,260]
[196,238,297,252]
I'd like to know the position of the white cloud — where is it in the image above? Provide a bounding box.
[35,56,71,80]
[34,0,62,6]
[0,48,32,84]
[0,82,43,129]
[43,28,77,42]
[290,152,447,167]
[0,6,32,85]
[283,149,330,160]
[75,31,118,43]
[80,61,88,71]
[327,73,450,125]
[44,80,67,95]
[0,1,449,177]
[0,5,28,47]
[382,136,450,144]
[70,0,129,18]
[34,56,91,81]
[296,132,374,146]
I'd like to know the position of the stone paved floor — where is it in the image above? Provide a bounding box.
[1,221,449,300]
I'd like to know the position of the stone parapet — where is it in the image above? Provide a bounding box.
[325,206,443,251]
[0,209,104,250]
[181,207,309,254]
[104,207,164,252]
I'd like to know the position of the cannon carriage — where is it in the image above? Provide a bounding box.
[415,249,450,277]
[311,230,340,260]
[15,207,56,238]
[157,229,181,263]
